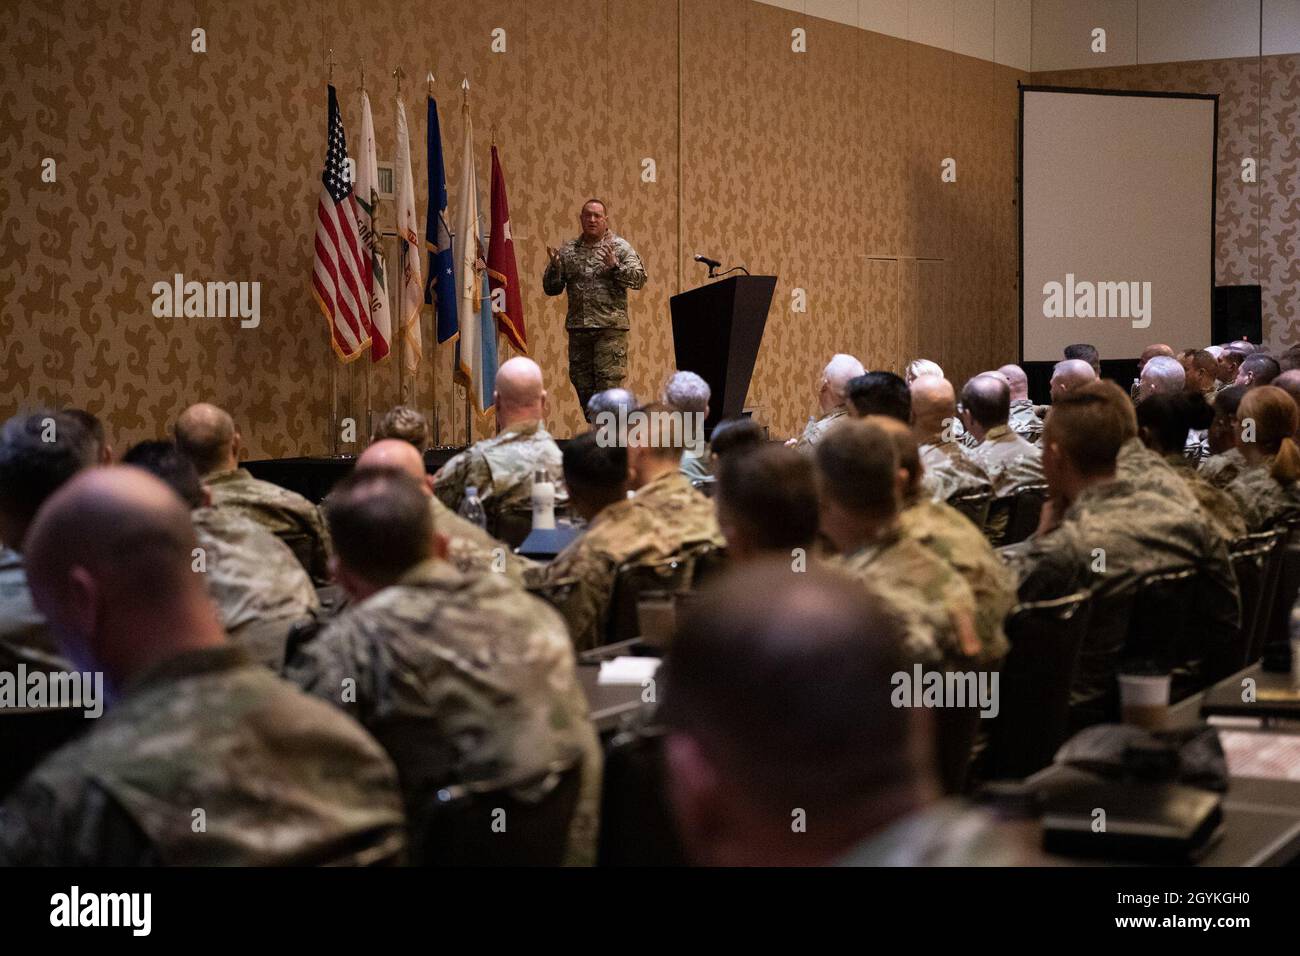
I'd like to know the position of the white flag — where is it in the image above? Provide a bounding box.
[454,99,489,410]
[394,97,424,387]
[355,91,391,361]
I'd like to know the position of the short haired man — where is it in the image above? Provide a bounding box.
[432,356,567,529]
[286,467,601,864]
[1136,354,1186,401]
[0,410,99,672]
[1003,383,1238,723]
[846,371,911,422]
[1063,343,1100,377]
[1184,350,1219,397]
[959,373,1044,497]
[371,404,430,449]
[1199,384,1249,488]
[175,402,331,584]
[585,387,638,427]
[659,561,1037,866]
[1138,343,1176,374]
[791,354,864,449]
[1235,352,1281,389]
[815,418,985,668]
[909,375,991,502]
[997,363,1043,443]
[1049,359,1097,403]
[0,467,406,865]
[525,433,675,651]
[122,440,319,669]
[715,444,818,561]
[543,198,647,410]
[627,403,726,548]
[662,370,712,484]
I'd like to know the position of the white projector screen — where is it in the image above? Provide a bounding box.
[1020,87,1217,362]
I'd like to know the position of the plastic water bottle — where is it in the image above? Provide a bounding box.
[459,487,487,529]
[531,469,556,530]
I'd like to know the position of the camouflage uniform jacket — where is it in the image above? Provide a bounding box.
[967,425,1045,497]
[1116,438,1202,514]
[831,526,983,668]
[1162,453,1247,541]
[1008,399,1044,443]
[191,508,320,668]
[1001,477,1239,707]
[919,439,992,503]
[205,468,332,586]
[1225,458,1300,531]
[795,406,848,449]
[431,496,534,583]
[679,448,712,485]
[285,559,601,865]
[1199,447,1248,489]
[632,471,726,549]
[433,420,567,522]
[542,233,647,330]
[836,799,1048,866]
[525,497,676,652]
[899,499,1014,664]
[0,645,406,865]
[0,547,70,672]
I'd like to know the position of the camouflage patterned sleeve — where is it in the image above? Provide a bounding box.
[283,623,375,724]
[614,242,647,290]
[532,549,615,652]
[308,504,333,586]
[432,449,491,513]
[999,524,1086,602]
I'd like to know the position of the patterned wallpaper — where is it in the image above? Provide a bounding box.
[1033,54,1300,353]
[0,0,1026,459]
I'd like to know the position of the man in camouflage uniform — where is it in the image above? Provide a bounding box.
[815,418,987,669]
[960,373,1044,496]
[715,443,820,561]
[998,364,1044,444]
[658,563,1045,866]
[543,198,647,410]
[433,357,567,532]
[627,403,726,550]
[0,468,405,865]
[910,374,992,503]
[1001,383,1238,718]
[1199,384,1249,488]
[359,439,534,583]
[0,410,100,674]
[122,440,320,669]
[526,434,677,651]
[175,402,331,585]
[792,354,864,449]
[872,415,1014,665]
[285,468,600,865]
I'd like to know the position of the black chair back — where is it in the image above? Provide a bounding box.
[1260,519,1300,665]
[416,755,584,866]
[0,707,88,800]
[606,543,723,647]
[1224,530,1284,676]
[1002,484,1048,546]
[597,725,686,866]
[981,592,1091,780]
[948,490,993,531]
[1123,566,1204,700]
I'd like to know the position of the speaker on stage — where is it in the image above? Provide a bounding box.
[1213,285,1262,345]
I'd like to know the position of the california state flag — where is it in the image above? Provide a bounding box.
[355,91,391,361]
[394,98,424,387]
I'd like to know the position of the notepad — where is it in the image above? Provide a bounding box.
[1219,730,1300,782]
[597,657,661,685]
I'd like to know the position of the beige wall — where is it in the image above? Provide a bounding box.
[0,0,1026,459]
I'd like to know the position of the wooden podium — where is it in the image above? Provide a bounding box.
[669,275,776,432]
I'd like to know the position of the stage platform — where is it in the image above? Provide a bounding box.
[244,447,465,504]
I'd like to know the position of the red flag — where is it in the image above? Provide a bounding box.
[487,144,526,353]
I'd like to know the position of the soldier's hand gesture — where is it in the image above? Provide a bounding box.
[546,245,562,268]
[601,243,618,269]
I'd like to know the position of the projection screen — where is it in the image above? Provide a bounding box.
[1020,87,1217,362]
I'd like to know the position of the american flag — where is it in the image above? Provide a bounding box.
[311,85,374,361]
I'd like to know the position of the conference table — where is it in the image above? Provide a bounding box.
[1027,664,1300,866]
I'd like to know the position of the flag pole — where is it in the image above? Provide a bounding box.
[393,66,406,407]
[463,77,472,448]
[328,48,339,457]
[427,69,439,447]
[360,64,372,445]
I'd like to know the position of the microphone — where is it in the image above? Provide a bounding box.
[693,254,722,270]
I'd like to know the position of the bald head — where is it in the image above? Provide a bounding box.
[819,354,865,413]
[1050,359,1097,402]
[494,356,548,428]
[909,375,957,440]
[1138,355,1186,401]
[175,402,238,476]
[357,438,429,490]
[25,467,222,685]
[1138,344,1175,373]
[960,373,1011,432]
[998,364,1030,401]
